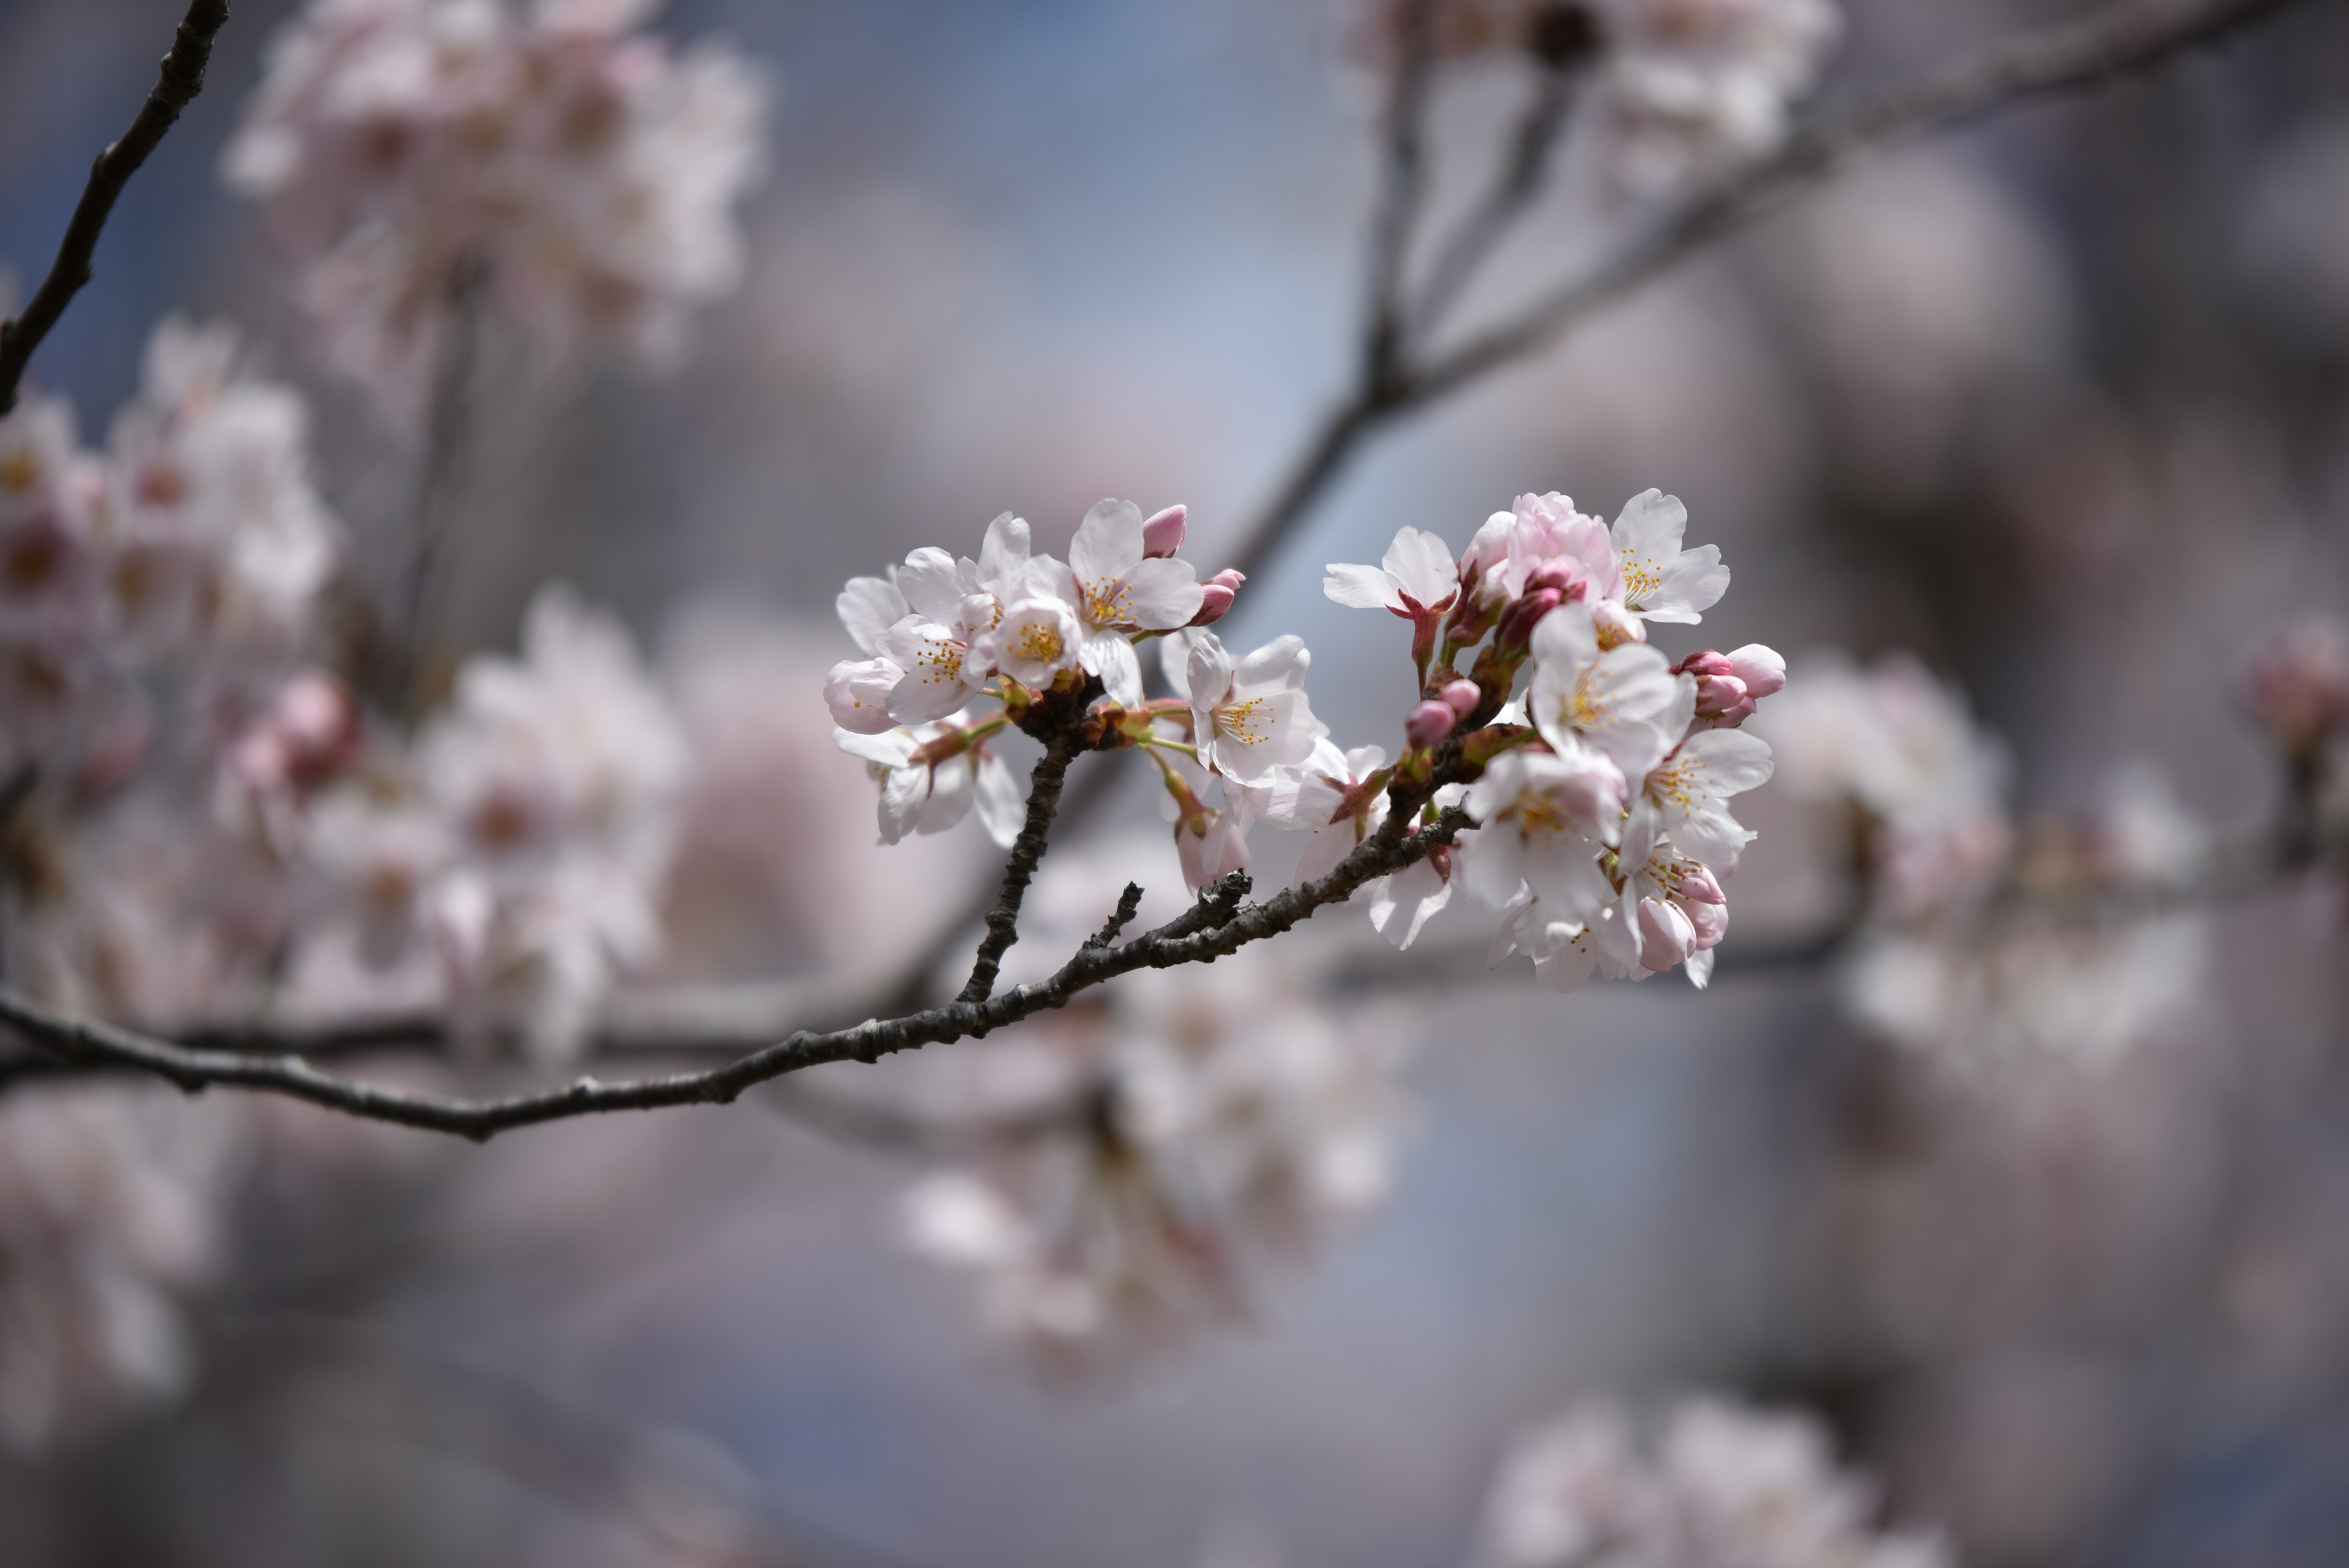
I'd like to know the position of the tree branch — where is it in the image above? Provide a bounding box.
[0,0,234,414]
[957,729,1079,1006]
[1362,0,1445,393]
[0,786,1472,1140]
[1218,0,2315,584]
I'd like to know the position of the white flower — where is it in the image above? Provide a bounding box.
[1367,848,1456,949]
[1266,739,1390,883]
[1631,729,1773,872]
[1176,779,1267,893]
[1527,602,1694,782]
[1608,488,1730,626]
[1056,499,1204,706]
[1488,890,1644,994]
[835,720,1024,850]
[1187,631,1327,785]
[1618,842,1730,987]
[1458,746,1627,922]
[823,655,905,734]
[1324,526,1461,666]
[835,571,910,656]
[974,593,1082,689]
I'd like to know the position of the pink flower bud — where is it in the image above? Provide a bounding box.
[1520,559,1587,602]
[1674,650,1756,728]
[1440,678,1480,719]
[1638,897,1697,973]
[1678,863,1726,905]
[1685,895,1729,951]
[1496,587,1564,652]
[1189,568,1245,626]
[1406,700,1456,748]
[1141,503,1189,559]
[1725,644,1786,700]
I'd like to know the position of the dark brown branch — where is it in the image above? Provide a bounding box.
[0,0,233,414]
[957,730,1079,1007]
[1217,0,2315,585]
[0,785,1471,1140]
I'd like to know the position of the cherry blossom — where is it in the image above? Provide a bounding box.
[1058,499,1206,707]
[1605,488,1731,627]
[1589,0,1844,196]
[1186,631,1328,785]
[223,0,768,418]
[1459,747,1628,921]
[2246,616,2349,760]
[1326,526,1461,675]
[1527,601,1693,780]
[836,718,1025,850]
[1630,727,1774,873]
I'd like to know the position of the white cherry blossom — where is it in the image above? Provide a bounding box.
[1324,526,1461,668]
[1607,488,1730,626]
[1187,631,1327,785]
[1266,738,1390,883]
[1631,729,1774,873]
[836,721,1024,850]
[1058,499,1204,706]
[974,593,1082,689]
[1589,0,1844,197]
[1458,747,1627,921]
[1527,602,1694,781]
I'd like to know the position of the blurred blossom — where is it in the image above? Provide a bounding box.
[2244,615,2349,762]
[1847,768,2211,1067]
[1479,1395,1950,1568]
[0,1088,240,1452]
[223,0,768,420]
[1756,652,2011,920]
[1587,0,1842,196]
[291,586,687,1058]
[903,944,1406,1378]
[1762,151,2073,505]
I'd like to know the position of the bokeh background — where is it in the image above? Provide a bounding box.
[4,0,2349,1564]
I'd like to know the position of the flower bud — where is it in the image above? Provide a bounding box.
[1439,678,1481,719]
[826,656,903,734]
[1674,650,1755,728]
[1496,587,1564,653]
[1405,700,1456,748]
[1725,644,1786,700]
[1189,568,1245,626]
[1520,559,1587,602]
[1637,896,1697,972]
[1141,503,1189,559]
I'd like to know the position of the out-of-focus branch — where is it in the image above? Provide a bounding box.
[0,0,233,414]
[1221,0,2316,587]
[0,781,1473,1139]
[1363,0,1445,393]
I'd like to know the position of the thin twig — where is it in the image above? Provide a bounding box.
[957,730,1079,1007]
[1218,0,2315,585]
[0,0,234,413]
[1363,0,1445,393]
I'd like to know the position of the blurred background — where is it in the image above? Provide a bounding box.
[2,0,2349,1564]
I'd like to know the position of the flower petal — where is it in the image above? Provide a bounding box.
[1323,562,1401,611]
[1069,499,1144,585]
[1124,555,1205,630]
[836,575,908,655]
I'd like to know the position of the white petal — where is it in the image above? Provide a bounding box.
[1234,634,1311,694]
[918,754,976,834]
[1124,556,1204,630]
[1069,499,1144,585]
[1185,630,1234,708]
[977,511,1030,588]
[895,548,966,624]
[1642,544,1729,623]
[834,726,916,767]
[973,748,1026,849]
[1457,825,1529,909]
[1091,633,1143,708]
[1609,488,1687,560]
[1529,600,1599,676]
[836,576,908,655]
[1381,527,1459,609]
[1323,562,1401,611]
[1158,627,1199,699]
[877,764,929,843]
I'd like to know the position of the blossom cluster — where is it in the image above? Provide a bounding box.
[831,487,1780,995]
[904,944,1403,1375]
[1762,655,2214,1065]
[224,0,766,418]
[291,587,688,1060]
[1324,491,1778,990]
[1348,0,1842,195]
[1479,1395,1950,1568]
